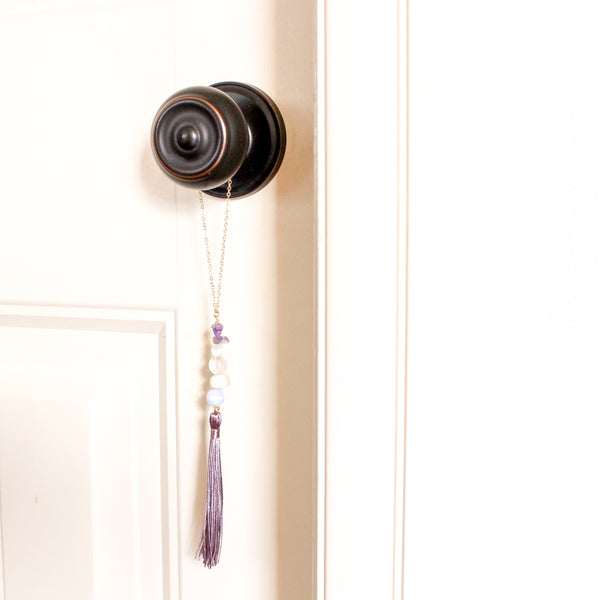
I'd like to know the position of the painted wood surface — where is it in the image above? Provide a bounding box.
[0,1,315,598]
[320,1,600,599]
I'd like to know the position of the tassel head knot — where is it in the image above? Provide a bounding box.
[210,411,222,430]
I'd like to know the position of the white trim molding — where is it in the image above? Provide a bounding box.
[317,1,409,598]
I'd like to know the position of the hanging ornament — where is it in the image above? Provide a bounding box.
[150,82,286,569]
[195,181,232,568]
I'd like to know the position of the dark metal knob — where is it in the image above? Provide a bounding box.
[151,82,286,199]
[151,85,248,192]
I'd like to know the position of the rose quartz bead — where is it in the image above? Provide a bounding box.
[209,356,228,375]
[210,374,231,389]
[211,343,228,357]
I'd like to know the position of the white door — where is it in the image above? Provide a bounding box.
[0,2,315,599]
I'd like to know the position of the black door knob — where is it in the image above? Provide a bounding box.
[151,82,286,199]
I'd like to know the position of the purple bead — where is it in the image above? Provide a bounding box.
[211,323,229,344]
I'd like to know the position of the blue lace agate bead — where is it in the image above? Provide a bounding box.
[207,388,225,407]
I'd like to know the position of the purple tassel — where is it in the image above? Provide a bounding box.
[196,410,223,568]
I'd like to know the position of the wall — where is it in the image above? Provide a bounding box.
[320,1,600,598]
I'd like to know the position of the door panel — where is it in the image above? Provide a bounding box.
[0,307,177,600]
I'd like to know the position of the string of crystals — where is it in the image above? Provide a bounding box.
[195,180,232,568]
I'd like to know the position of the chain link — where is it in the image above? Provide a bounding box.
[199,179,232,323]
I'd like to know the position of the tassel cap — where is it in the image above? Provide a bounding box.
[210,411,222,437]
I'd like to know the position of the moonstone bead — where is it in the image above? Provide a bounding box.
[210,373,231,389]
[206,388,225,407]
[211,343,228,357]
[209,356,228,375]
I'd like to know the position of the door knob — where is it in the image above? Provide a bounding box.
[151,82,286,198]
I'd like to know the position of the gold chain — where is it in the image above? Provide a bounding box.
[199,179,232,323]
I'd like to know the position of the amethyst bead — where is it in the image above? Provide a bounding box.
[211,323,229,345]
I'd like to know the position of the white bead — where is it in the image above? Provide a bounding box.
[210,373,230,389]
[206,388,225,407]
[211,343,228,357]
[209,356,228,375]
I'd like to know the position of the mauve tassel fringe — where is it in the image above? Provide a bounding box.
[196,410,223,568]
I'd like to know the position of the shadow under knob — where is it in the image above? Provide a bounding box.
[151,86,249,190]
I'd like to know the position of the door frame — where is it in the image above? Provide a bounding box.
[315,0,409,598]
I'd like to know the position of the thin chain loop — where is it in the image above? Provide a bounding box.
[199,179,232,323]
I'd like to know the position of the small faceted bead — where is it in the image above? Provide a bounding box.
[211,343,228,357]
[210,373,231,389]
[211,323,229,344]
[206,388,225,407]
[209,356,228,375]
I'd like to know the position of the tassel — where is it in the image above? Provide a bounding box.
[196,410,223,568]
